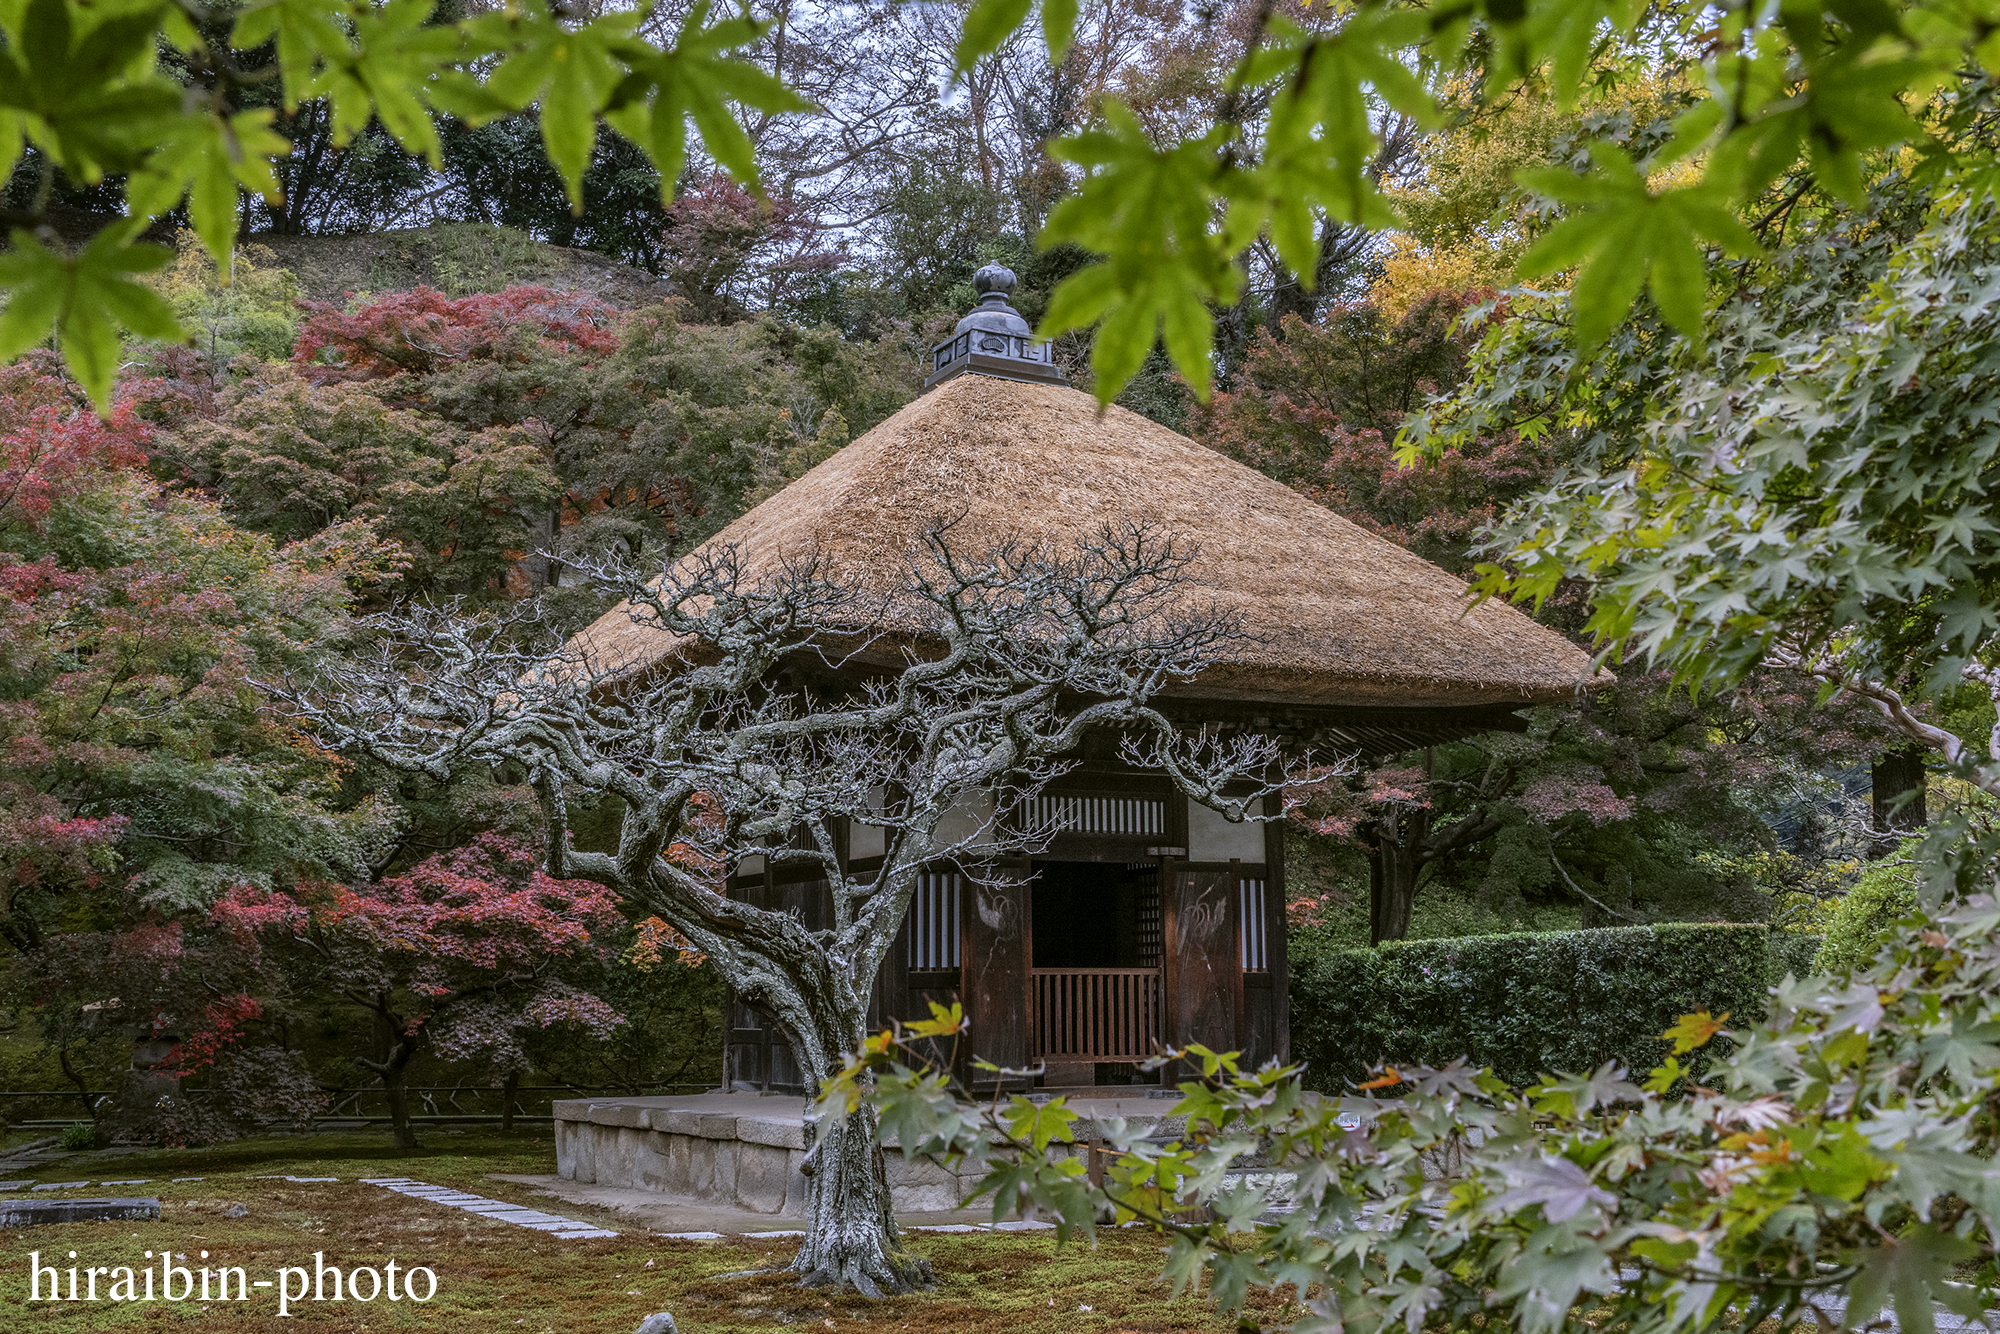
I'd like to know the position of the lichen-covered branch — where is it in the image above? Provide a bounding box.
[1767,645,2000,797]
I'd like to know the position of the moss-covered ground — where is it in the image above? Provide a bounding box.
[0,1131,1274,1332]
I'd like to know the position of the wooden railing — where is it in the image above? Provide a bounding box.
[1032,968,1163,1061]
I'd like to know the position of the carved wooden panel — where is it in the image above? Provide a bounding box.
[961,867,1032,1083]
[1164,866,1239,1055]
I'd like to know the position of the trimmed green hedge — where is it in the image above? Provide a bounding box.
[1290,924,1823,1090]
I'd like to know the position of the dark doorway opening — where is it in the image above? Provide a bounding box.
[1029,861,1161,968]
[1031,861,1163,1087]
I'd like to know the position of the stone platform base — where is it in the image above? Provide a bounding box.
[553,1089,1183,1219]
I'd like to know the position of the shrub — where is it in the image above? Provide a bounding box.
[1289,921,1805,1088]
[1771,930,1824,980]
[60,1122,98,1150]
[1814,844,1921,976]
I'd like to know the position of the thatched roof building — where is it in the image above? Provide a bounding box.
[572,266,1611,1097]
[570,336,1600,742]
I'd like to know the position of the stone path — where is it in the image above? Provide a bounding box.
[363,1177,618,1239]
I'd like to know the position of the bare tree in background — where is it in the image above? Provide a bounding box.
[272,523,1294,1295]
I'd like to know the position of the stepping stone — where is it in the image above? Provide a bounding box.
[171,1177,204,1183]
[913,1224,981,1233]
[992,1220,1056,1231]
[32,1181,89,1191]
[360,1177,614,1239]
[746,1230,807,1237]
[0,1197,160,1227]
[100,1179,151,1186]
[476,1210,560,1223]
[0,1182,31,1191]
[659,1231,724,1240]
[286,1176,339,1183]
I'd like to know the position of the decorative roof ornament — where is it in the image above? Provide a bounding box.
[924,262,1067,390]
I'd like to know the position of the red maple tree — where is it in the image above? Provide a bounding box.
[214,835,628,1147]
[292,285,622,381]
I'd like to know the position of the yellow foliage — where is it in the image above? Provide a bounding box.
[146,229,303,362]
[1368,235,1516,319]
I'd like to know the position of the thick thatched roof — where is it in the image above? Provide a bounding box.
[570,375,1601,712]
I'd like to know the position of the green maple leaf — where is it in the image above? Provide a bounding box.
[1040,105,1239,401]
[955,0,1029,72]
[0,0,180,183]
[1517,144,1760,346]
[1847,1225,1975,1334]
[467,0,644,210]
[601,3,806,201]
[0,107,20,186]
[232,0,358,112]
[1253,8,1434,281]
[125,109,292,268]
[237,0,462,165]
[0,228,180,408]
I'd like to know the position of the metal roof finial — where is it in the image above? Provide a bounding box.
[925,261,1067,391]
[973,262,1016,296]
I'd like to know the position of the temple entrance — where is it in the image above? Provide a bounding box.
[1030,861,1163,1084]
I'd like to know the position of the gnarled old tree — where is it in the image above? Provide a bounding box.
[275,522,1291,1295]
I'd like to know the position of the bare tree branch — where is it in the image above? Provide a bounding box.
[260,520,1336,1295]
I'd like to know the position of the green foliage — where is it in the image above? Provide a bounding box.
[0,366,401,937]
[852,890,2000,1334]
[0,230,179,406]
[1411,177,2000,696]
[1816,848,1922,976]
[1771,930,1825,982]
[0,0,798,403]
[58,1120,97,1149]
[6,0,2000,406]
[1017,0,2000,400]
[167,366,561,596]
[521,939,725,1093]
[1289,922,1788,1089]
[147,234,303,362]
[365,223,567,298]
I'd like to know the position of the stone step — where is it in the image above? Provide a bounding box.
[0,1197,160,1227]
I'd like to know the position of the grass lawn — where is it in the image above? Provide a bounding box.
[0,1131,1278,1332]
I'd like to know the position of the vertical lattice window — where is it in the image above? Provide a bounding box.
[1239,878,1268,971]
[1135,873,1163,969]
[908,872,960,970]
[1028,795,1166,836]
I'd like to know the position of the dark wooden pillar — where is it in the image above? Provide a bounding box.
[1268,814,1290,1065]
[1237,816,1289,1070]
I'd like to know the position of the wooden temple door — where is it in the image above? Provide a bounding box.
[1161,859,1241,1058]
[721,870,827,1093]
[960,862,1033,1089]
